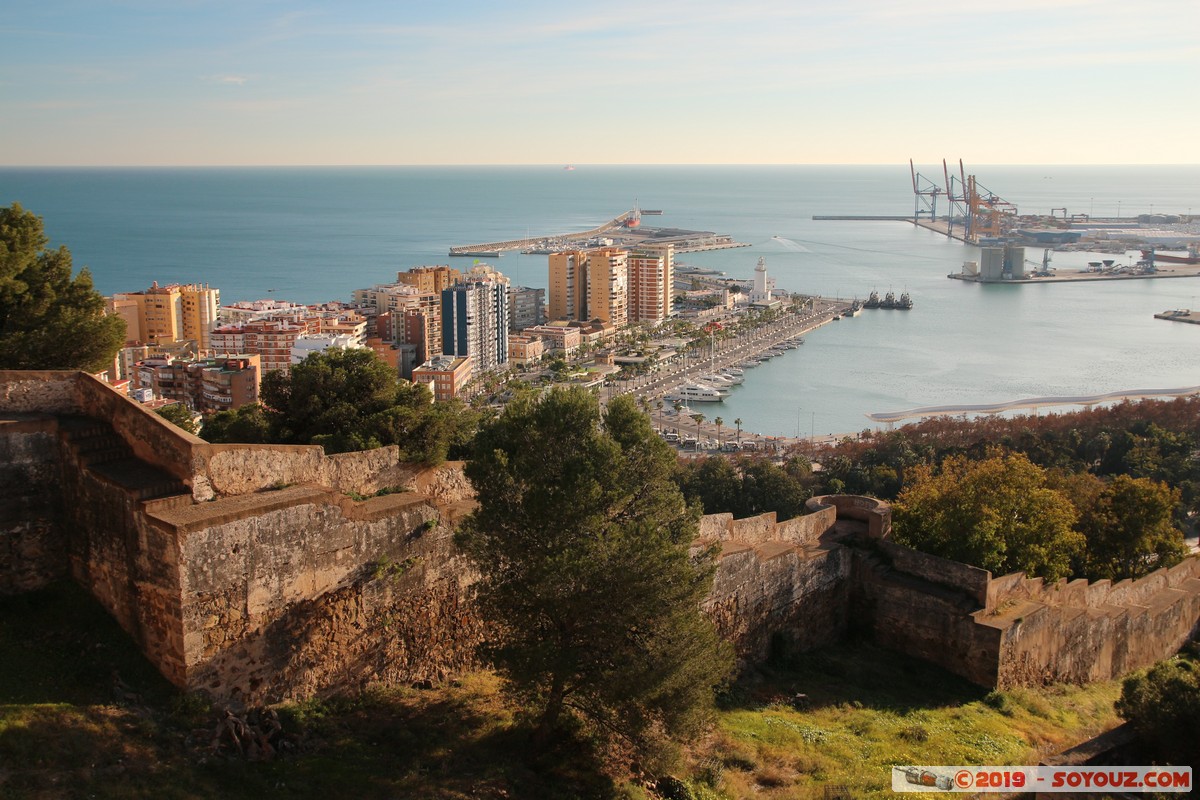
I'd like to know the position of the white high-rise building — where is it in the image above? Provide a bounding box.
[441,279,509,373]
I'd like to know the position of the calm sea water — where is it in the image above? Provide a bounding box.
[2,165,1199,436]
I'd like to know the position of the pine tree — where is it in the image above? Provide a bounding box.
[457,388,732,756]
[0,203,125,371]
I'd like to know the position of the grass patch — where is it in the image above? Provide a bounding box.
[690,642,1122,799]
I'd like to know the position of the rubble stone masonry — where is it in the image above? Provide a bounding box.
[2,371,1198,705]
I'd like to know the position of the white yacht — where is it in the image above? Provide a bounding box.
[699,373,737,387]
[668,383,726,403]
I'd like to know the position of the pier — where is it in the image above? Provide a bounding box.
[1155,309,1200,325]
[449,210,634,256]
[450,211,751,257]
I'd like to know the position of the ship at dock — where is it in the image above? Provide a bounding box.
[1142,247,1200,265]
[862,290,912,310]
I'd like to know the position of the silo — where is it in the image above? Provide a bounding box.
[1006,245,1026,279]
[962,260,979,277]
[981,247,1005,281]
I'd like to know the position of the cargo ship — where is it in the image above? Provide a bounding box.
[1141,247,1200,265]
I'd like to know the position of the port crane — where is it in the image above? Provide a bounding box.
[943,159,970,239]
[1026,248,1054,276]
[966,173,1018,241]
[909,160,943,222]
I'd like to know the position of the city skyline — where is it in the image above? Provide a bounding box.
[3,0,1197,167]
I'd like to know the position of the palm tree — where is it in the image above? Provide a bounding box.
[689,412,705,446]
[734,417,742,446]
[714,416,724,447]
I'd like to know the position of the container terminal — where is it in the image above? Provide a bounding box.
[817,159,1200,285]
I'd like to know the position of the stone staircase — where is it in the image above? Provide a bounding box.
[59,416,191,503]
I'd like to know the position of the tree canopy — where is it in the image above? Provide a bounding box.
[1074,474,1187,581]
[0,203,125,371]
[201,348,478,463]
[1116,654,1200,766]
[155,402,198,436]
[675,455,815,521]
[457,388,732,759]
[892,453,1084,582]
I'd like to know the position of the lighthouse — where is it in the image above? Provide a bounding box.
[750,257,775,304]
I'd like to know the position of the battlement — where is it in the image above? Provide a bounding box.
[2,371,1197,703]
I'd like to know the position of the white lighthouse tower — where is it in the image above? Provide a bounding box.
[750,257,775,304]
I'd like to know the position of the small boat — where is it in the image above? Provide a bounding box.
[716,370,744,384]
[699,373,737,387]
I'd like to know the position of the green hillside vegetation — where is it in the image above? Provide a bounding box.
[677,398,1197,582]
[0,583,1123,800]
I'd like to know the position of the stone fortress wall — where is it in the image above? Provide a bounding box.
[1,371,1198,705]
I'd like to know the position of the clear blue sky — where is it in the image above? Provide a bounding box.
[3,0,1197,166]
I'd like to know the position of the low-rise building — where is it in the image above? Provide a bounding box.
[412,355,473,403]
[290,333,363,365]
[132,355,260,412]
[522,323,582,354]
[508,334,545,366]
[211,319,305,374]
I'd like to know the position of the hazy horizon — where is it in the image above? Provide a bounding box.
[4,1,1197,167]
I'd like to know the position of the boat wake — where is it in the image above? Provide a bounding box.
[770,235,811,252]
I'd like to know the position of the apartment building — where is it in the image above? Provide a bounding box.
[133,355,260,413]
[441,279,509,373]
[585,247,629,329]
[110,282,220,350]
[628,242,675,325]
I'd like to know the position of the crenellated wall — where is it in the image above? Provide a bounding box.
[699,508,851,662]
[2,371,1199,705]
[978,558,1200,688]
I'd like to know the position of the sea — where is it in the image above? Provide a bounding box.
[2,165,1199,438]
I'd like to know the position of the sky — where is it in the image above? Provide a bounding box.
[2,0,1198,166]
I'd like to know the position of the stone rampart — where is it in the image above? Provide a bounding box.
[806,493,891,538]
[699,509,852,662]
[155,487,480,705]
[2,370,1199,705]
[0,371,440,504]
[0,371,485,704]
[0,416,65,593]
[979,558,1200,688]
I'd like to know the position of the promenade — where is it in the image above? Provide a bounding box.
[605,299,852,453]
